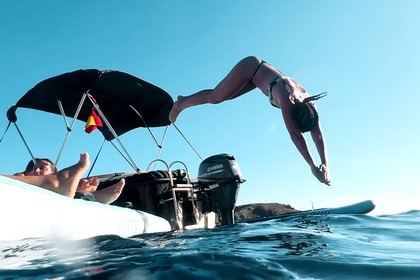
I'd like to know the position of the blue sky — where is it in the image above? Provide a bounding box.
[1,1,419,215]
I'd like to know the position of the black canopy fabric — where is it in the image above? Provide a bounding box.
[9,69,174,140]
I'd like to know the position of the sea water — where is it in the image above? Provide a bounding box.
[1,211,419,280]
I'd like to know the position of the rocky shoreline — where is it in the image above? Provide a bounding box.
[234,203,298,221]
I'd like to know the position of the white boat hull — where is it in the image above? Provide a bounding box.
[0,176,171,241]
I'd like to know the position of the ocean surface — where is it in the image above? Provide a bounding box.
[1,210,419,280]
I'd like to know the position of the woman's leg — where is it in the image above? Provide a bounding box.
[4,153,90,198]
[169,56,262,122]
[91,179,125,204]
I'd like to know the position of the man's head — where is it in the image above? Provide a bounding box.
[32,158,57,175]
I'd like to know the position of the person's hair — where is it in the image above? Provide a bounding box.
[24,158,39,172]
[291,92,327,133]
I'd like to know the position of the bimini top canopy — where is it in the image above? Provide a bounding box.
[8,69,173,141]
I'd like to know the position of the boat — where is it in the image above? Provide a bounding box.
[1,69,375,241]
[0,175,171,241]
[1,69,245,241]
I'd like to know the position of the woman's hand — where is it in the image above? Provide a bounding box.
[311,164,330,186]
[77,177,99,192]
[319,164,330,185]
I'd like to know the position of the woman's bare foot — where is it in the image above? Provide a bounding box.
[92,178,125,204]
[169,96,186,123]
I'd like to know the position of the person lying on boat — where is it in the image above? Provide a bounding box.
[169,56,330,186]
[4,153,125,204]
[4,153,91,198]
[30,157,125,204]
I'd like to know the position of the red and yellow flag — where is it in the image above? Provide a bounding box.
[84,109,103,133]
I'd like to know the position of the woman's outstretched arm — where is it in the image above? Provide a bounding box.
[310,123,330,185]
[280,96,330,185]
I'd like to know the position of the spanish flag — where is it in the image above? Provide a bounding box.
[84,109,103,133]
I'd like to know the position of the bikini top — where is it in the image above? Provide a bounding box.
[267,77,283,108]
[267,76,308,109]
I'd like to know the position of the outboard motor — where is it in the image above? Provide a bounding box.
[197,154,245,226]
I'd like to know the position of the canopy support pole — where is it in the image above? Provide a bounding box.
[87,139,106,177]
[129,105,162,148]
[86,94,140,172]
[172,123,203,161]
[57,97,71,130]
[128,105,171,169]
[13,122,36,162]
[55,93,87,166]
[108,140,139,171]
[0,122,11,144]
[149,125,170,170]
